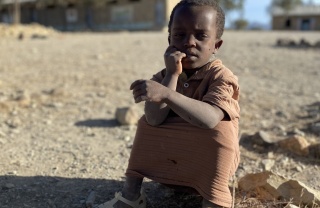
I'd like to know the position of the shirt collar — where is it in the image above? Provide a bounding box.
[179,58,221,82]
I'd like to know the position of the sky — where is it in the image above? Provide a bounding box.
[227,0,320,28]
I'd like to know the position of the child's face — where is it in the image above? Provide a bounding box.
[169,5,223,70]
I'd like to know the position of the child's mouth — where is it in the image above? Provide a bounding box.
[185,53,197,58]
[183,54,197,62]
[184,51,198,57]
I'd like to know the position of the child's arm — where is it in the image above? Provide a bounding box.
[130,46,186,126]
[130,74,178,126]
[130,46,224,128]
[130,79,224,128]
[165,90,225,129]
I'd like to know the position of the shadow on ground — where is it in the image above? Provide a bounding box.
[75,119,119,128]
[0,176,202,208]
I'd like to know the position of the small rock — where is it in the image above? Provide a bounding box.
[0,102,11,112]
[95,54,104,60]
[261,159,275,171]
[267,152,274,159]
[3,183,15,190]
[253,130,281,144]
[115,106,139,125]
[295,166,303,172]
[16,94,31,107]
[311,122,320,135]
[0,138,6,144]
[275,110,289,118]
[299,38,312,47]
[314,40,320,48]
[274,124,286,132]
[7,171,17,175]
[48,88,67,97]
[293,128,305,137]
[86,128,95,137]
[276,38,296,47]
[307,110,319,119]
[85,189,96,208]
[279,135,309,156]
[284,204,300,208]
[5,118,21,128]
[123,135,131,142]
[260,120,271,128]
[45,120,52,125]
[47,102,64,108]
[0,130,6,137]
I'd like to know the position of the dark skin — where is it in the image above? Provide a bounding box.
[130,5,224,129]
[104,5,226,208]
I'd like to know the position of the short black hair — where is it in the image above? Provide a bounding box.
[168,0,225,40]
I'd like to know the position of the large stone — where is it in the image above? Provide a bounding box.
[278,135,309,156]
[115,106,139,125]
[238,171,320,206]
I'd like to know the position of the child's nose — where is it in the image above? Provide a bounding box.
[184,35,196,47]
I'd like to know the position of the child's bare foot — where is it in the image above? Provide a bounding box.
[202,198,225,208]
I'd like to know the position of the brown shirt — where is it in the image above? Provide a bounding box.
[151,59,240,121]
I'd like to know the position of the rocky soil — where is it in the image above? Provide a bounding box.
[0,28,319,208]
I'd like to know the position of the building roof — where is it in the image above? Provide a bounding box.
[272,5,320,16]
[1,0,36,5]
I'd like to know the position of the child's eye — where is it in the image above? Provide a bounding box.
[196,33,208,40]
[173,33,185,38]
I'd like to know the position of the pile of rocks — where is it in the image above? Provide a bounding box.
[276,38,320,49]
[0,23,58,39]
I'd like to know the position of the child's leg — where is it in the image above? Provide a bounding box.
[202,198,226,208]
[103,176,143,208]
[121,176,143,200]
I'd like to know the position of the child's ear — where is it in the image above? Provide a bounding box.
[168,35,171,44]
[213,39,223,54]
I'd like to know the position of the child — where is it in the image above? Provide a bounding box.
[96,0,240,207]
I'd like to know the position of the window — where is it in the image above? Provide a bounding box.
[301,19,311,30]
[285,19,291,28]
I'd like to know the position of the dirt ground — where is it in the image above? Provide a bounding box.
[0,30,319,208]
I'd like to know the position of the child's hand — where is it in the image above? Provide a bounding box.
[130,79,168,103]
[164,46,186,76]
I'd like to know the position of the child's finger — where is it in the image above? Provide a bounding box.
[133,89,146,101]
[177,52,187,60]
[130,79,145,90]
[164,45,179,56]
[140,96,149,102]
[134,95,147,103]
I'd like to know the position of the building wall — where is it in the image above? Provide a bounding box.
[101,0,157,30]
[0,0,182,31]
[272,15,320,31]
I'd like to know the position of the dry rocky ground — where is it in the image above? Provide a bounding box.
[0,26,319,208]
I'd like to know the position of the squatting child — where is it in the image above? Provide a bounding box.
[96,0,240,207]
